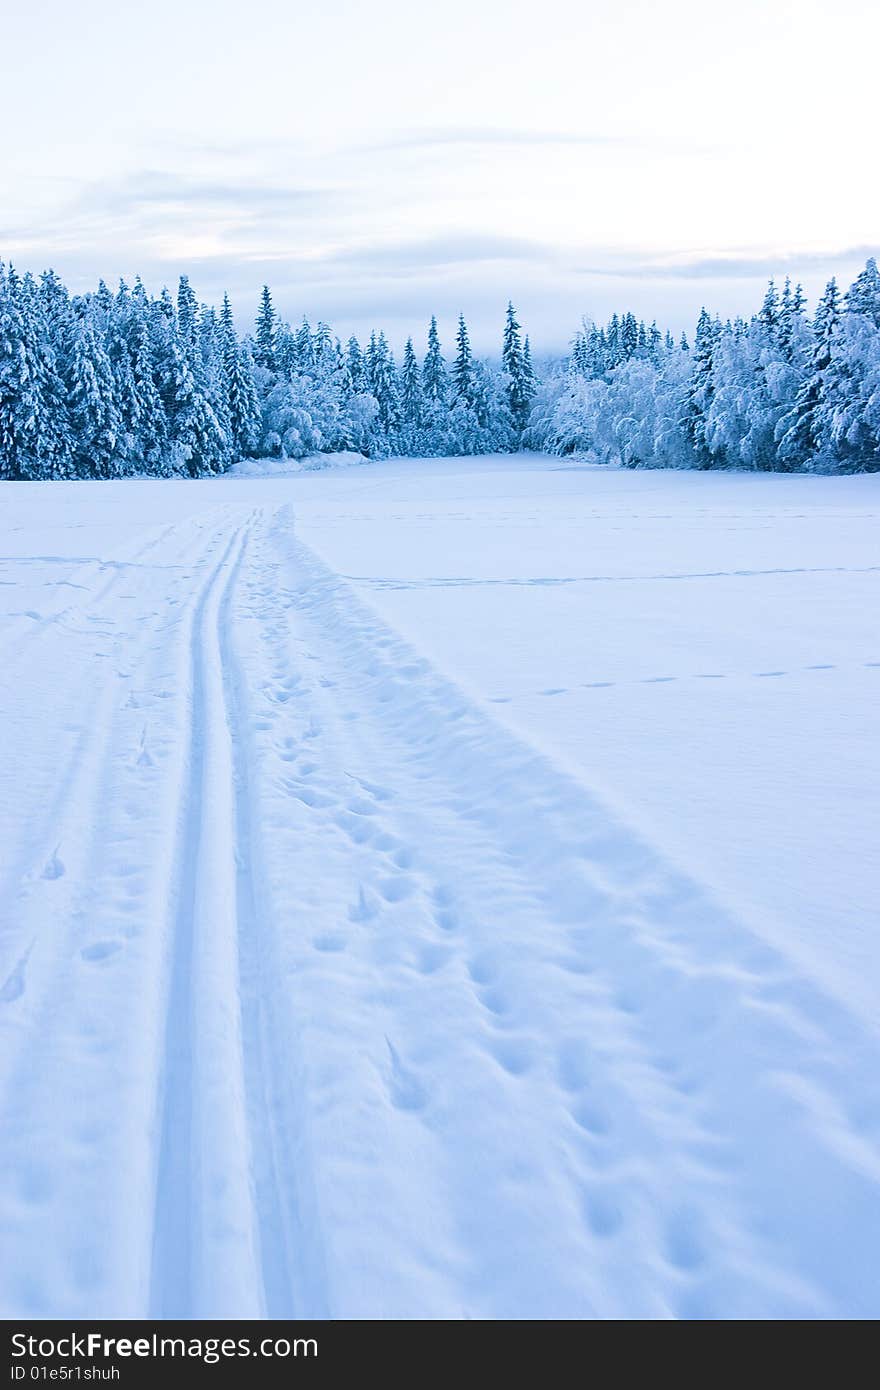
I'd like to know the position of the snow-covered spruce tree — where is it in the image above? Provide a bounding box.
[777,279,842,471]
[254,285,278,373]
[344,336,366,395]
[502,302,535,435]
[176,275,200,354]
[845,256,880,326]
[221,294,261,460]
[422,316,447,405]
[294,319,314,374]
[103,280,143,473]
[68,308,122,478]
[820,264,880,471]
[21,270,74,477]
[419,316,451,455]
[400,336,424,452]
[0,267,72,479]
[822,310,880,470]
[152,289,228,476]
[684,307,720,468]
[127,296,169,473]
[365,331,401,448]
[452,313,474,407]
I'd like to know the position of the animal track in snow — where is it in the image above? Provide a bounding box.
[41,848,65,880]
[80,940,122,963]
[349,885,379,923]
[582,1187,624,1238]
[488,1036,535,1076]
[313,933,347,953]
[385,1038,427,1112]
[0,947,32,1003]
[379,876,415,903]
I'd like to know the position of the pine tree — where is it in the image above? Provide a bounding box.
[176,275,199,351]
[345,336,366,394]
[685,307,719,467]
[68,309,122,478]
[621,312,639,360]
[294,318,314,372]
[220,293,261,459]
[0,267,71,479]
[845,257,880,327]
[128,300,168,472]
[759,280,780,336]
[569,331,588,376]
[254,285,277,372]
[523,335,537,397]
[452,313,474,405]
[502,302,534,433]
[422,316,447,403]
[778,279,842,469]
[366,331,400,439]
[400,336,423,430]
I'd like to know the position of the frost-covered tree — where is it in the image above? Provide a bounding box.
[452,313,474,406]
[422,316,447,404]
[400,336,423,450]
[254,285,278,372]
[68,309,121,478]
[502,302,535,431]
[684,308,719,467]
[845,257,880,326]
[0,267,72,479]
[221,294,261,460]
[778,279,842,470]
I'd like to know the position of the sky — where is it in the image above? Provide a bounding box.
[1,0,878,353]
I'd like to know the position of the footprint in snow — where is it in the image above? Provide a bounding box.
[347,774,392,801]
[349,885,379,923]
[489,1036,535,1077]
[379,876,415,903]
[582,1187,624,1238]
[417,942,451,974]
[41,848,65,880]
[467,953,497,985]
[664,1207,708,1272]
[571,1098,611,1137]
[385,1038,427,1112]
[312,933,347,953]
[0,947,32,1003]
[136,727,153,768]
[80,940,122,963]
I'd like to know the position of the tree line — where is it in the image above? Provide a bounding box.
[527,260,880,473]
[2,256,878,478]
[0,265,536,479]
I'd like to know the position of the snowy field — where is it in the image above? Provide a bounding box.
[0,453,878,1320]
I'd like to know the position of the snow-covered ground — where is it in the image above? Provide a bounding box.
[0,454,877,1319]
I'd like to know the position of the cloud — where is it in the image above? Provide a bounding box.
[75,170,337,213]
[573,245,880,281]
[365,127,624,151]
[305,233,554,274]
[0,170,349,247]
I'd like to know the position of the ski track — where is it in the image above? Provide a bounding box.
[1,499,879,1319]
